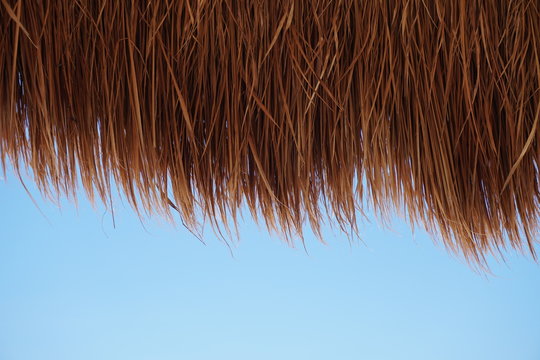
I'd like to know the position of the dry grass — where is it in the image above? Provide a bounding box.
[1,0,539,265]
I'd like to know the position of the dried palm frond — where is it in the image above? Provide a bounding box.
[1,0,539,265]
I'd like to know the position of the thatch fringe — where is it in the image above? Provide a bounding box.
[1,0,539,265]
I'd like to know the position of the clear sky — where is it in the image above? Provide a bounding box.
[0,165,539,360]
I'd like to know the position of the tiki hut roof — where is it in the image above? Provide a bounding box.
[1,1,539,266]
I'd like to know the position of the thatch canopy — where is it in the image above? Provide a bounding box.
[1,1,539,265]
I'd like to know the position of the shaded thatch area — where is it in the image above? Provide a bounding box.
[1,1,539,265]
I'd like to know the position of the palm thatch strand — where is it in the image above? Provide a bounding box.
[1,0,539,265]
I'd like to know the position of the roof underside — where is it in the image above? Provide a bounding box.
[1,0,539,266]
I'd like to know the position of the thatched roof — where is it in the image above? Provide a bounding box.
[1,1,539,265]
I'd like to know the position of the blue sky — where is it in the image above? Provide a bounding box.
[0,166,539,360]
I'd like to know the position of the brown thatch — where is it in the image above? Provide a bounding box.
[1,0,539,265]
